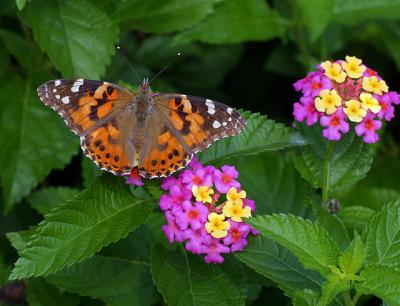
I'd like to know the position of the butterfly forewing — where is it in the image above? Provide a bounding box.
[37,79,134,135]
[155,94,246,152]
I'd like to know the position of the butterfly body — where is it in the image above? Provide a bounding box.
[38,79,245,178]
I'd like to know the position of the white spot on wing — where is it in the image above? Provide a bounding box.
[53,88,57,93]
[61,96,70,104]
[227,107,233,115]
[55,80,61,86]
[71,79,84,93]
[222,122,227,126]
[213,121,221,128]
[205,99,215,115]
[55,95,60,99]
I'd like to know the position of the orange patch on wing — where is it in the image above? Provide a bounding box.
[97,102,113,118]
[106,123,120,140]
[171,112,184,130]
[158,131,172,145]
[182,98,192,112]
[83,126,131,174]
[70,97,98,129]
[107,87,119,100]
[79,96,98,106]
[141,134,190,178]
[93,84,108,99]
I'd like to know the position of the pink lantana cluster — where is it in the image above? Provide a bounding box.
[293,56,400,143]
[159,157,258,264]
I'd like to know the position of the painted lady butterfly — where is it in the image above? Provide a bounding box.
[37,78,246,178]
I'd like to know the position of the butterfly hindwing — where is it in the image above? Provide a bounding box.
[80,115,136,175]
[138,126,193,178]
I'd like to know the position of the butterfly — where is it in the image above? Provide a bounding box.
[37,78,246,178]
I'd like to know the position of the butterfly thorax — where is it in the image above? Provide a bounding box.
[134,92,153,128]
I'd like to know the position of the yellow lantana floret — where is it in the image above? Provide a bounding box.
[314,89,342,114]
[226,187,246,204]
[192,185,214,203]
[362,76,388,95]
[343,100,367,122]
[223,201,251,222]
[321,60,346,83]
[205,213,230,238]
[359,92,381,114]
[341,56,366,79]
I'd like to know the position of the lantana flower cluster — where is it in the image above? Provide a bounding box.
[293,56,400,143]
[159,157,258,264]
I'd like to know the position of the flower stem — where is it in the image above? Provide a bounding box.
[352,292,361,305]
[291,0,313,68]
[322,141,335,201]
[343,291,353,306]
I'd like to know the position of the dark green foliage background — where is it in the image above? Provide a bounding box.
[1,0,400,305]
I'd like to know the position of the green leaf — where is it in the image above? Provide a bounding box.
[338,233,365,274]
[336,156,400,210]
[364,200,400,267]
[297,0,333,41]
[47,254,155,306]
[294,124,374,191]
[0,46,10,79]
[264,45,304,77]
[0,29,33,71]
[249,214,340,275]
[338,187,400,211]
[6,229,34,254]
[15,0,28,10]
[292,289,320,306]
[10,175,153,279]
[48,226,157,305]
[236,152,313,216]
[117,0,217,33]
[337,206,376,231]
[23,0,119,78]
[315,209,351,250]
[333,0,400,24]
[356,264,400,305]
[236,236,324,293]
[26,278,79,306]
[151,244,246,306]
[0,255,11,286]
[170,44,243,90]
[81,156,100,189]
[28,187,79,215]
[174,0,285,44]
[0,75,78,212]
[199,112,301,164]
[318,274,349,306]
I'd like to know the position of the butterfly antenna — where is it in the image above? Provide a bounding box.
[149,52,181,84]
[117,46,142,83]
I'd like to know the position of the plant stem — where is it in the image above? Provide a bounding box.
[291,0,313,68]
[352,292,361,305]
[322,141,334,201]
[343,291,353,306]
